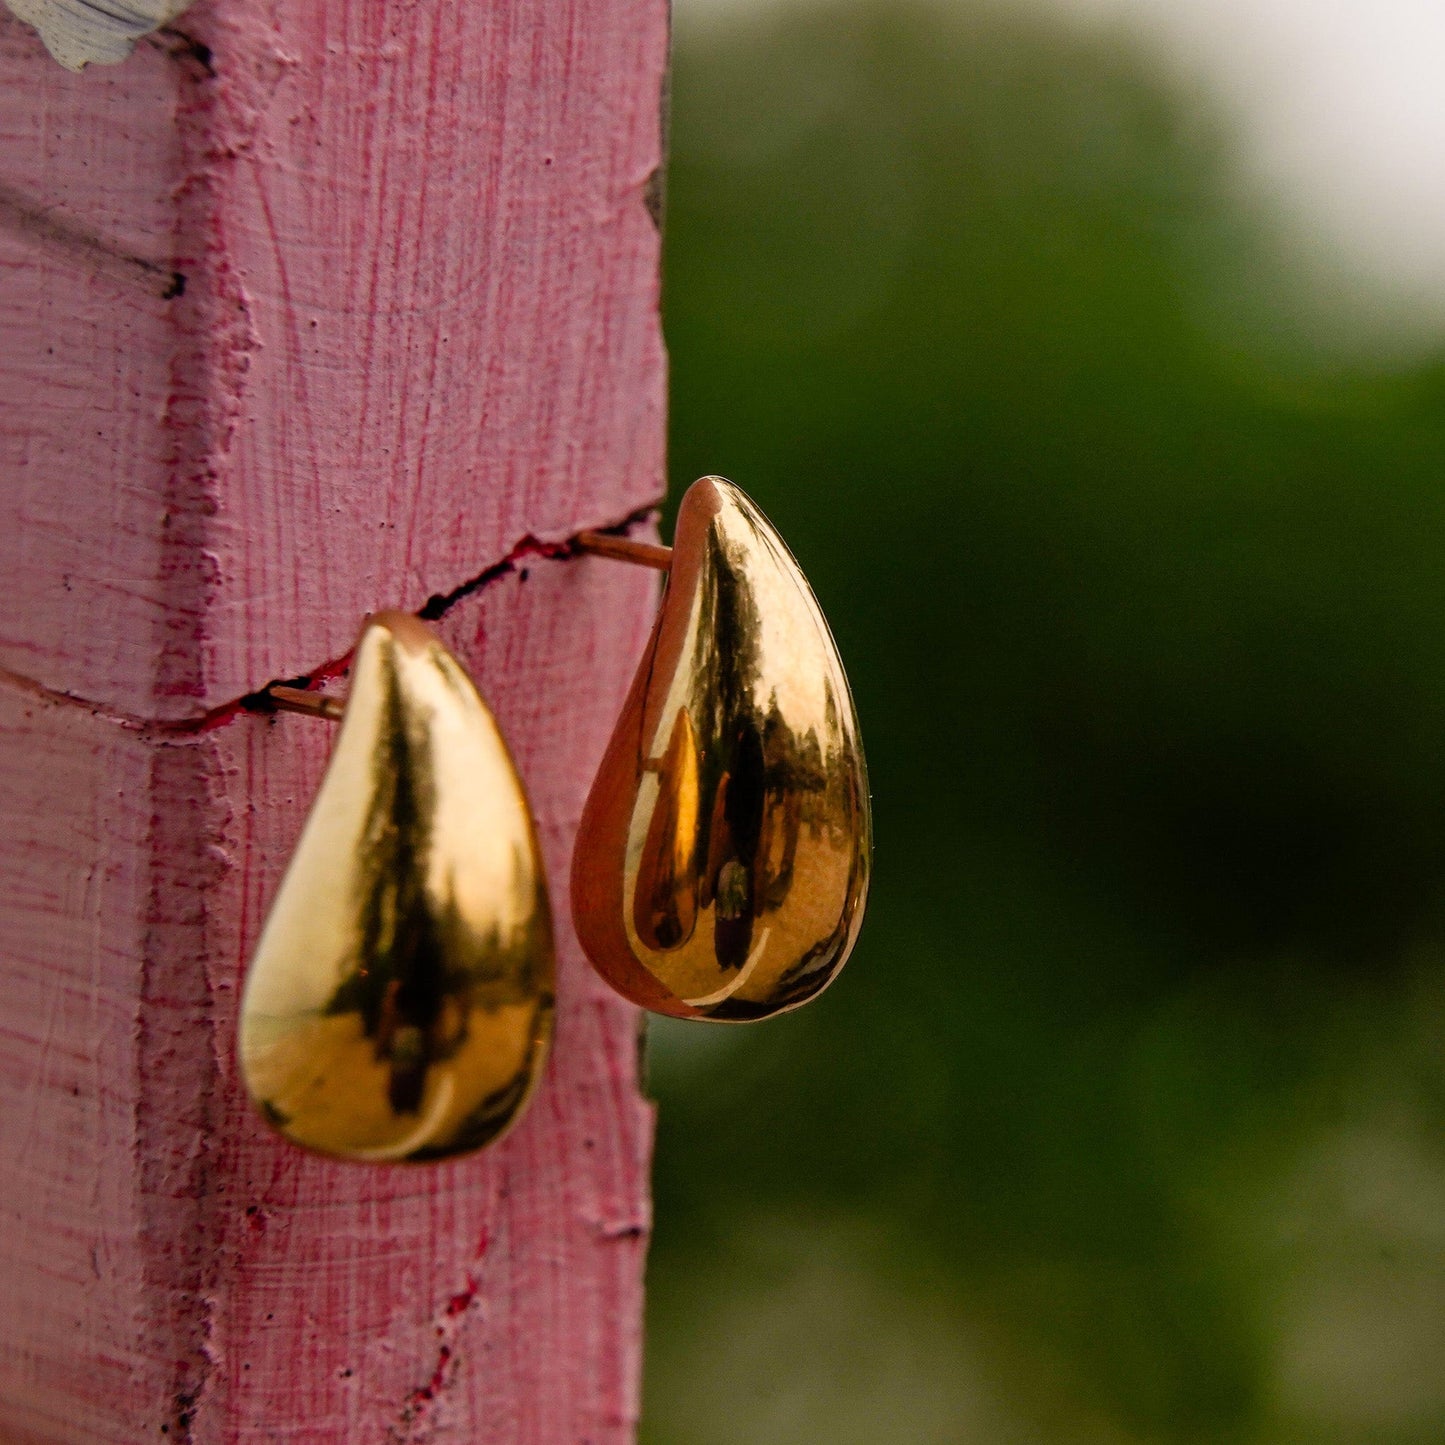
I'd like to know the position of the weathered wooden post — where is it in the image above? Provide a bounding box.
[0,0,665,1436]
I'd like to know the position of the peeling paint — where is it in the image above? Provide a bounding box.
[4,0,196,71]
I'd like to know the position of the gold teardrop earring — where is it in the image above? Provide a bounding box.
[239,612,555,1162]
[572,476,871,1021]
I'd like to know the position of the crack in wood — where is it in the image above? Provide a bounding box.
[146,22,212,75]
[0,501,662,738]
[415,499,659,622]
[0,180,184,298]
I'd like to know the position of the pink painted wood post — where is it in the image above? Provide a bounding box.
[0,1,665,1438]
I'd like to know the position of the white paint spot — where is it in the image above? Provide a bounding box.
[4,0,196,71]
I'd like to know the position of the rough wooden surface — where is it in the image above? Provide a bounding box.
[0,1,665,1438]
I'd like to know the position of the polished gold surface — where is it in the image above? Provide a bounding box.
[573,477,871,1020]
[239,612,554,1162]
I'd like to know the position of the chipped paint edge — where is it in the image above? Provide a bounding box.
[4,0,196,71]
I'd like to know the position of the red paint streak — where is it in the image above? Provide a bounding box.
[409,1344,453,1407]
[444,1275,478,1318]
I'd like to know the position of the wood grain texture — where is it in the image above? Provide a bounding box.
[0,0,665,1437]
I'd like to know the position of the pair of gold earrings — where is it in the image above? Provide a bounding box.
[237,477,872,1163]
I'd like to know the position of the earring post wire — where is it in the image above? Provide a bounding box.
[267,685,346,722]
[574,531,673,571]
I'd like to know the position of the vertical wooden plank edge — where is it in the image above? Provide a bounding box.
[0,0,667,1435]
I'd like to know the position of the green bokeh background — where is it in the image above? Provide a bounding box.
[642,5,1445,1442]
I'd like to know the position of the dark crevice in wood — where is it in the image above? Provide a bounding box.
[147,25,214,76]
[0,180,184,298]
[0,500,663,739]
[643,165,666,234]
[416,499,659,622]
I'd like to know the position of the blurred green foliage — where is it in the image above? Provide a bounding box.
[643,5,1445,1443]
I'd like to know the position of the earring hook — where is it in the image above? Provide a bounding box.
[266,684,346,722]
[264,531,669,724]
[574,532,673,571]
[265,533,671,723]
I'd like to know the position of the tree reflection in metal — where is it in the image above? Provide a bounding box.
[239,612,554,1162]
[573,477,871,1021]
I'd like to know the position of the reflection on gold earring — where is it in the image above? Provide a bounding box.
[572,477,871,1021]
[239,612,554,1162]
